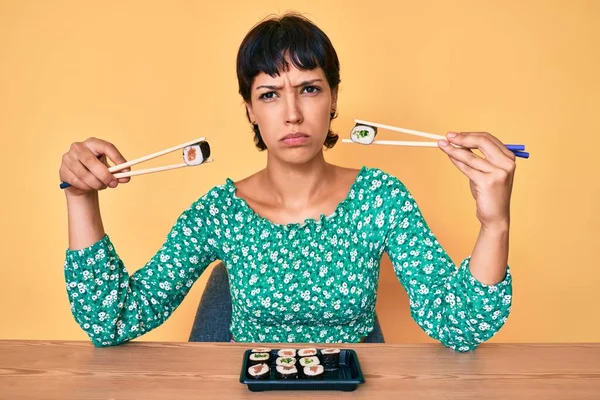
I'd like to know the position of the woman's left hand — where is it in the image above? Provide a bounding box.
[438,132,516,231]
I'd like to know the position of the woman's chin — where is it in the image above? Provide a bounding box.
[271,147,323,165]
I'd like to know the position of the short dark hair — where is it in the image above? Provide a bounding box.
[236,12,340,151]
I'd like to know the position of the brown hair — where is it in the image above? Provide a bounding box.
[236,12,340,150]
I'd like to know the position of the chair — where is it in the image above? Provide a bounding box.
[189,262,385,343]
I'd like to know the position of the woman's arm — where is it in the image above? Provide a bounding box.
[66,192,106,249]
[60,137,132,250]
[64,193,220,347]
[470,222,510,285]
[384,177,512,352]
[437,131,517,285]
[60,137,221,347]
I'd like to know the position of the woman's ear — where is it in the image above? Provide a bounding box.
[245,102,257,124]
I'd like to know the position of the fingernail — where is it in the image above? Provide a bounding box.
[447,132,457,138]
[109,180,117,188]
[439,140,449,146]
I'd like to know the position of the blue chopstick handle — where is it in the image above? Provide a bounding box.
[60,181,72,189]
[511,150,529,159]
[505,144,525,151]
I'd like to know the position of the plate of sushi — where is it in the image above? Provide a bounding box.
[239,347,365,392]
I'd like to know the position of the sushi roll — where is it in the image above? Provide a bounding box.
[250,348,271,353]
[275,357,296,367]
[298,356,320,367]
[277,348,297,358]
[183,140,211,166]
[350,124,378,145]
[303,365,324,380]
[321,348,341,368]
[297,348,318,357]
[276,365,298,380]
[248,352,270,366]
[247,363,270,380]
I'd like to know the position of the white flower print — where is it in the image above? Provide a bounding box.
[64,167,511,351]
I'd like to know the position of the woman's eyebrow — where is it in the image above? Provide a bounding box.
[256,79,323,90]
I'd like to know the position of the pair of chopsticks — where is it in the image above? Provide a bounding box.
[59,137,213,189]
[343,119,529,159]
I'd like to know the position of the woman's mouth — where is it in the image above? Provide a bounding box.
[281,132,310,146]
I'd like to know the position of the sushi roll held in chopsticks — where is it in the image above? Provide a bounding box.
[183,140,211,166]
[350,124,378,145]
[344,118,530,158]
[59,137,213,189]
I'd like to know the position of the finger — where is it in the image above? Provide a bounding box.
[461,131,515,160]
[474,132,517,173]
[60,164,93,192]
[86,137,128,166]
[86,138,130,184]
[445,152,486,182]
[481,132,515,160]
[66,154,107,190]
[66,160,104,191]
[74,144,117,187]
[438,140,495,173]
[446,132,514,170]
[117,166,131,184]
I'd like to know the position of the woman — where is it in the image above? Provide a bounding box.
[60,13,514,352]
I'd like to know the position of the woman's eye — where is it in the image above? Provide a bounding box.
[303,86,320,94]
[258,86,320,100]
[259,91,276,100]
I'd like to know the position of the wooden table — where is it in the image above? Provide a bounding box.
[1,341,599,399]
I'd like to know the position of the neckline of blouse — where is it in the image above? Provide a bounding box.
[224,166,368,230]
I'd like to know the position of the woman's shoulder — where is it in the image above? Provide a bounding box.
[184,179,237,214]
[346,165,418,210]
[356,165,409,191]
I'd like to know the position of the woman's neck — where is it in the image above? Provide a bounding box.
[262,152,334,208]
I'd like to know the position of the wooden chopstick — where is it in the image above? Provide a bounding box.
[349,119,529,159]
[59,136,210,189]
[108,136,206,173]
[352,119,460,147]
[342,139,439,147]
[113,158,213,179]
[354,119,445,141]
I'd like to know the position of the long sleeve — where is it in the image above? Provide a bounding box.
[383,177,513,352]
[64,196,219,347]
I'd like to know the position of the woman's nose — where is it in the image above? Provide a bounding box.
[284,95,303,124]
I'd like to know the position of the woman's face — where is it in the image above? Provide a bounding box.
[246,57,338,164]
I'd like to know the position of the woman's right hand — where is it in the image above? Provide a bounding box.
[59,137,131,197]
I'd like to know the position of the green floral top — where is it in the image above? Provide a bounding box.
[64,166,512,352]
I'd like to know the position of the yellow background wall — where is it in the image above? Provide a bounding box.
[1,0,598,344]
